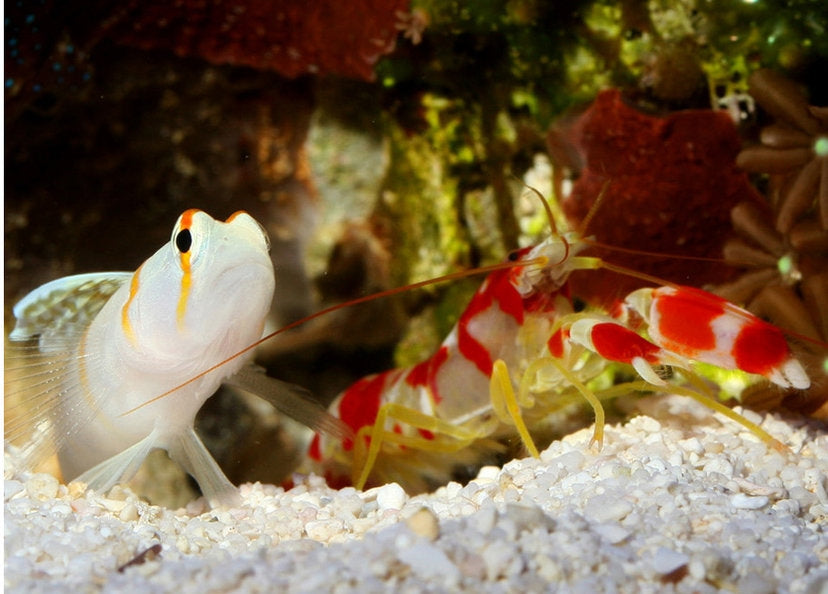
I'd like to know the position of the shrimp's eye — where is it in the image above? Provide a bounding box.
[175,229,193,253]
[507,250,521,262]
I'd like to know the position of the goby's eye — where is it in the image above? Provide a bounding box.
[171,209,203,264]
[175,229,193,253]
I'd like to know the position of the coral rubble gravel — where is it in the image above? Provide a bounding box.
[5,395,827,593]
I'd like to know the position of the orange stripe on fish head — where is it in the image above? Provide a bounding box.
[175,209,199,330]
[225,210,249,222]
[121,262,144,347]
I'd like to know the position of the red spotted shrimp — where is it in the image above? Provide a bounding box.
[303,195,814,493]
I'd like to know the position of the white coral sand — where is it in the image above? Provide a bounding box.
[5,394,828,593]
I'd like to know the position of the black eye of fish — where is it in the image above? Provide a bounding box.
[176,229,193,253]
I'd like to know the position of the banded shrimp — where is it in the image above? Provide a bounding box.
[302,188,819,493]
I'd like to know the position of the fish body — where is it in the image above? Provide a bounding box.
[7,210,275,504]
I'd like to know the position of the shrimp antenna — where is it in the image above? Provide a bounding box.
[522,184,559,236]
[521,183,571,265]
[577,179,611,237]
[580,239,730,263]
[566,178,736,266]
[519,175,608,240]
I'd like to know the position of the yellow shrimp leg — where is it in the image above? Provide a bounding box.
[679,372,788,453]
[520,356,607,449]
[489,359,540,458]
[352,403,500,489]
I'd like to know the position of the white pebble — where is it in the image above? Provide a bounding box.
[118,502,139,522]
[737,571,777,594]
[649,547,689,575]
[731,494,769,510]
[475,466,500,482]
[481,540,519,580]
[559,470,592,492]
[584,494,633,523]
[504,504,553,532]
[304,519,345,542]
[397,541,460,586]
[405,508,440,541]
[291,491,321,506]
[25,474,59,500]
[668,450,685,466]
[678,437,704,455]
[541,449,584,470]
[510,467,535,487]
[593,523,630,544]
[471,487,493,507]
[643,457,668,473]
[737,407,763,425]
[100,498,128,514]
[634,416,662,433]
[376,483,406,511]
[443,482,462,499]
[771,499,800,515]
[5,480,24,501]
[788,486,817,508]
[596,461,623,480]
[703,458,734,478]
[469,505,498,535]
[688,557,708,581]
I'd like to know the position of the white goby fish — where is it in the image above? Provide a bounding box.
[6,209,345,506]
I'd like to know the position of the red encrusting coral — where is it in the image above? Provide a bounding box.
[103,0,410,80]
[550,89,767,304]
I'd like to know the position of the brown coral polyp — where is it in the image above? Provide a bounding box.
[735,69,828,232]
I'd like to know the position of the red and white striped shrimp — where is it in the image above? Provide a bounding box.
[304,197,813,493]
